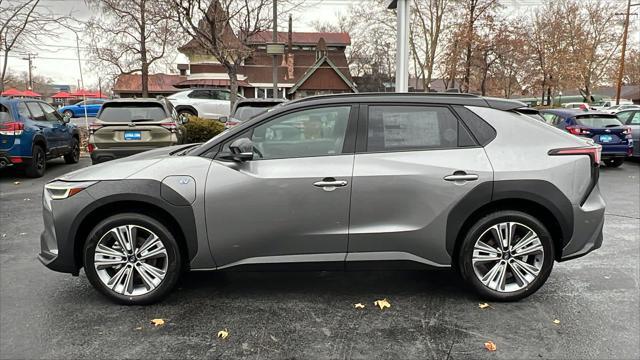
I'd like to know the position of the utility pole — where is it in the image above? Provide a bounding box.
[615,1,640,105]
[21,53,35,90]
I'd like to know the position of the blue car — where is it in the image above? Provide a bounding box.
[58,98,106,118]
[540,108,633,167]
[1,97,80,177]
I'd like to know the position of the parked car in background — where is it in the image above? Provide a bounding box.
[616,109,640,158]
[88,98,187,164]
[593,99,634,110]
[1,97,80,177]
[166,88,240,121]
[562,102,591,110]
[58,99,106,118]
[221,98,287,129]
[40,93,605,305]
[540,108,632,167]
[604,104,640,114]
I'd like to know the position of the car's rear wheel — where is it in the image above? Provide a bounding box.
[64,138,80,164]
[63,110,74,118]
[24,145,46,178]
[178,109,195,122]
[83,213,182,305]
[458,211,555,301]
[604,158,624,167]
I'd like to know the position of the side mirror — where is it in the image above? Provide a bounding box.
[218,116,228,123]
[225,138,253,162]
[62,114,71,124]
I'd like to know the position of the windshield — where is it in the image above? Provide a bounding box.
[98,103,167,122]
[576,115,622,128]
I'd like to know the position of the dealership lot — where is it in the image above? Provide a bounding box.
[0,159,638,359]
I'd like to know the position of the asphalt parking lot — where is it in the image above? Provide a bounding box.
[0,158,638,359]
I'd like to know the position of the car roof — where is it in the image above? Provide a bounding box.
[104,98,164,104]
[0,97,45,106]
[284,92,528,111]
[235,98,286,104]
[540,108,612,117]
[178,88,229,92]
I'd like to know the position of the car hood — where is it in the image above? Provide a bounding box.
[56,144,196,182]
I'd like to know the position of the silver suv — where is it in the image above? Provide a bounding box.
[39,93,605,304]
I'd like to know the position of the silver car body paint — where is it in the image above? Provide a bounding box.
[43,99,606,274]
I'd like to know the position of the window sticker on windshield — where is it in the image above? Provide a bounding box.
[382,111,440,148]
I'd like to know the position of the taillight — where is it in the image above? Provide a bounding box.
[0,122,24,136]
[566,126,590,136]
[89,123,102,134]
[160,122,177,132]
[87,144,95,153]
[549,145,602,166]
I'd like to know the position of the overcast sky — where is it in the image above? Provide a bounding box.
[1,0,638,89]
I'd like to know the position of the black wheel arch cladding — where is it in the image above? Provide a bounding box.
[68,179,198,270]
[446,179,574,257]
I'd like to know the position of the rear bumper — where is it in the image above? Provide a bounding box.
[90,147,159,164]
[600,143,632,159]
[559,184,606,261]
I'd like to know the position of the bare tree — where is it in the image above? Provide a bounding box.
[85,0,180,97]
[410,0,450,91]
[0,0,66,92]
[173,0,276,107]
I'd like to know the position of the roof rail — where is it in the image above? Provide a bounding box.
[288,92,479,104]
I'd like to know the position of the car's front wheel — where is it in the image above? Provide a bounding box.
[63,110,74,118]
[83,213,182,305]
[458,211,555,301]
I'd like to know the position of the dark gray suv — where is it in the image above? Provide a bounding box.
[39,93,605,304]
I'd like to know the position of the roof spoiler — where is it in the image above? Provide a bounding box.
[483,97,529,111]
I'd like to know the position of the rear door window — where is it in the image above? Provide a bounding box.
[366,105,459,152]
[26,102,46,121]
[575,116,622,128]
[188,90,213,99]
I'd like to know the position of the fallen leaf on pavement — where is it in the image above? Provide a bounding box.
[484,341,497,351]
[217,329,229,339]
[134,327,143,331]
[354,303,365,309]
[150,319,165,327]
[374,299,391,310]
[13,181,20,185]
[19,233,26,236]
[479,303,490,309]
[553,319,560,325]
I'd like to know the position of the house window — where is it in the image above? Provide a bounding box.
[255,87,285,99]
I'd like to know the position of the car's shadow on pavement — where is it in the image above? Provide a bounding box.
[169,268,475,303]
[0,158,73,179]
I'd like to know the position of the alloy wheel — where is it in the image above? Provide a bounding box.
[471,222,544,293]
[94,225,168,296]
[35,150,45,170]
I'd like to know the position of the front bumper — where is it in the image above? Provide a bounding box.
[559,183,606,261]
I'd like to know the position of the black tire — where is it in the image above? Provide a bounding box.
[83,213,182,305]
[178,109,196,122]
[24,145,46,178]
[604,158,624,167]
[63,137,80,164]
[63,110,74,118]
[458,210,555,301]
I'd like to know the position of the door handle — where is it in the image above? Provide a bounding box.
[444,172,479,182]
[313,177,348,191]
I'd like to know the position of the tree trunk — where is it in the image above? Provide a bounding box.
[0,50,9,93]
[229,69,238,111]
[462,2,476,93]
[140,0,149,98]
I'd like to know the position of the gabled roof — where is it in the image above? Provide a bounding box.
[247,31,351,46]
[288,55,358,95]
[113,74,186,93]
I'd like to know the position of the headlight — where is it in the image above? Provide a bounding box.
[45,181,97,200]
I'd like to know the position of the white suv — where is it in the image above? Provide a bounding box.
[166,88,239,120]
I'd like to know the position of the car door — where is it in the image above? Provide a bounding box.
[212,90,232,117]
[346,104,493,266]
[39,102,71,153]
[187,90,217,119]
[86,100,101,116]
[25,102,57,150]
[623,110,640,156]
[204,105,357,268]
